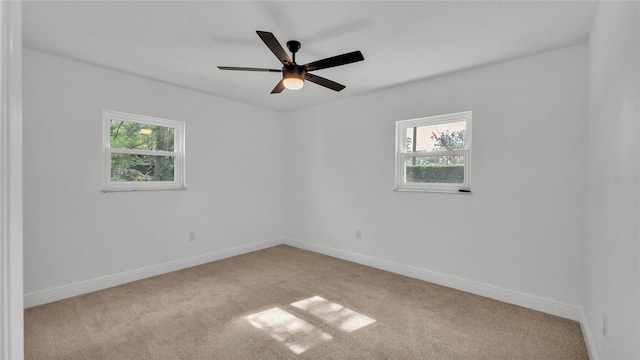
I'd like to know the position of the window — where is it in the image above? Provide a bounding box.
[103,110,185,191]
[395,111,471,193]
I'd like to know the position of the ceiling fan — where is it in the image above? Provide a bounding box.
[218,31,365,94]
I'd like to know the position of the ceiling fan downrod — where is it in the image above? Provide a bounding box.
[287,40,301,64]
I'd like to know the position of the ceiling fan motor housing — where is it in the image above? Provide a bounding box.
[283,66,304,77]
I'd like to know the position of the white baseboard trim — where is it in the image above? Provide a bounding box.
[24,237,285,308]
[580,309,599,360]
[283,237,583,322]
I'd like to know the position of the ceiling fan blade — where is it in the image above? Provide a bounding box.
[304,51,364,71]
[304,73,346,92]
[256,31,292,66]
[271,80,286,94]
[218,66,281,73]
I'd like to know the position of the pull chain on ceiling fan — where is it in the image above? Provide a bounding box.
[218,31,365,94]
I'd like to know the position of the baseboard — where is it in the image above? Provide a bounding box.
[283,237,583,322]
[24,237,285,308]
[580,309,599,360]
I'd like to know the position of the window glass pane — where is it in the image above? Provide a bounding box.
[405,155,464,183]
[110,120,175,151]
[405,120,466,152]
[111,153,175,182]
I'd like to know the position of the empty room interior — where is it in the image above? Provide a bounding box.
[2,0,639,359]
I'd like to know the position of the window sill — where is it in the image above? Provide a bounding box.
[102,187,187,193]
[394,188,472,194]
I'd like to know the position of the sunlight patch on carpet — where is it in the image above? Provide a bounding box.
[244,307,332,354]
[291,296,376,332]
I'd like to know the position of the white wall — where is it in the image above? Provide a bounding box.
[22,49,285,300]
[285,45,588,315]
[586,1,640,359]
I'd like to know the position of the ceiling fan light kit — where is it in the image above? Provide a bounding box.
[282,67,305,90]
[218,31,364,94]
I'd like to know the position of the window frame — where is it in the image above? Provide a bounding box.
[102,110,186,192]
[395,111,472,193]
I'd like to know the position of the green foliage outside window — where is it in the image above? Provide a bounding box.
[433,129,465,152]
[406,164,464,183]
[404,128,466,183]
[110,120,175,182]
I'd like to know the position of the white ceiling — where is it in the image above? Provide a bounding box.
[23,1,598,113]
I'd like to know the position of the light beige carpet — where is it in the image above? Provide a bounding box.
[24,245,588,359]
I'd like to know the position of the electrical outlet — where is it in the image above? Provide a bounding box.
[603,314,608,339]
[355,229,361,239]
[188,232,196,241]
